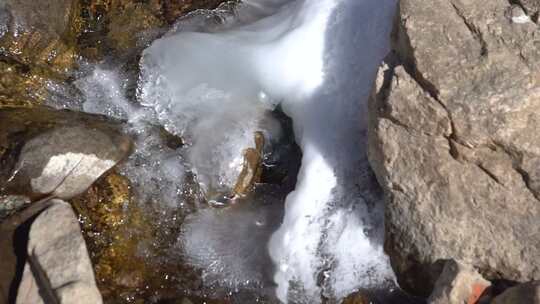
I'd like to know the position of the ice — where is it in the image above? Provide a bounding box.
[74,65,187,207]
[138,0,398,302]
[179,198,283,293]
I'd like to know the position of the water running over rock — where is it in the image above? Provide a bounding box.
[138,0,398,302]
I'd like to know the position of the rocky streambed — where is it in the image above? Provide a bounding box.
[1,0,540,304]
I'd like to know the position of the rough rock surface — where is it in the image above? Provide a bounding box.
[368,0,540,296]
[428,260,490,304]
[491,281,540,304]
[0,106,132,200]
[15,199,102,304]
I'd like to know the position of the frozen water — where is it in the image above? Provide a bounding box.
[179,196,283,293]
[139,0,398,302]
[74,66,187,207]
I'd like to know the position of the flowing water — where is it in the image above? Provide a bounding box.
[46,0,404,303]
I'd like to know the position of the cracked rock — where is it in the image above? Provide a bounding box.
[368,0,540,296]
[0,106,132,200]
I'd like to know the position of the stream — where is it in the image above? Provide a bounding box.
[47,0,401,303]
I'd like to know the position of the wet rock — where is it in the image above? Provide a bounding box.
[232,131,265,198]
[159,0,230,24]
[368,0,540,296]
[491,281,540,304]
[0,60,52,107]
[0,106,132,200]
[15,199,102,304]
[342,292,371,304]
[0,0,82,75]
[79,0,227,59]
[428,260,490,304]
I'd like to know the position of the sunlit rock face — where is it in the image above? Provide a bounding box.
[139,0,397,303]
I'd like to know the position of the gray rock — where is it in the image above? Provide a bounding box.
[428,260,490,304]
[368,0,540,296]
[0,197,51,303]
[0,106,132,200]
[492,281,540,304]
[15,199,102,304]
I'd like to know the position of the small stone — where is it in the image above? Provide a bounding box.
[492,281,540,304]
[15,199,103,304]
[428,260,491,304]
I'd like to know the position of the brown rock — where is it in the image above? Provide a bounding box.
[233,131,265,197]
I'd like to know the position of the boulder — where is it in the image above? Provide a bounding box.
[428,260,490,304]
[0,106,132,200]
[15,199,102,304]
[492,281,540,304]
[368,0,540,296]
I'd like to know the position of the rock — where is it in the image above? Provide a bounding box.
[515,0,540,21]
[15,199,102,304]
[368,0,540,296]
[0,194,30,220]
[341,292,371,304]
[428,260,490,304]
[232,131,265,198]
[0,195,50,304]
[0,106,132,200]
[78,0,228,59]
[492,281,540,304]
[0,0,82,74]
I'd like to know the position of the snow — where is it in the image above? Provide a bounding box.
[138,0,398,302]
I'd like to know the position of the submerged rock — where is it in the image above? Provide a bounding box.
[0,106,132,200]
[368,0,540,296]
[15,199,102,304]
[79,0,228,59]
[0,0,84,107]
[0,0,82,74]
